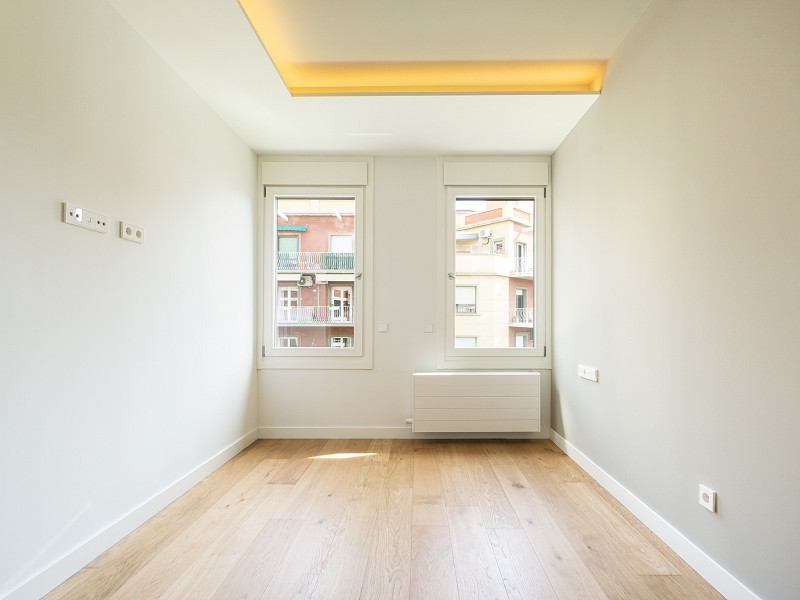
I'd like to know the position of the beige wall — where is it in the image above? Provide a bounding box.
[552,1,800,598]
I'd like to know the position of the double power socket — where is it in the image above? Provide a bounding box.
[63,202,144,244]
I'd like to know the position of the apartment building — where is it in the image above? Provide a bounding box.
[274,198,356,348]
[454,201,535,348]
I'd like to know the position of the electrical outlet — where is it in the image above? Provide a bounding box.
[578,365,599,382]
[120,221,144,244]
[62,202,108,234]
[699,484,717,512]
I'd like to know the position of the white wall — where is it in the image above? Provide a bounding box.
[0,1,257,597]
[258,157,439,435]
[258,156,551,437]
[552,2,800,599]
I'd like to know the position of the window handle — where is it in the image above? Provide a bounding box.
[355,272,363,280]
[448,272,455,280]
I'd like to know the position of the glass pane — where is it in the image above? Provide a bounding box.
[454,197,534,349]
[274,196,356,348]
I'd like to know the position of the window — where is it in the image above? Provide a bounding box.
[437,157,550,369]
[259,158,373,369]
[277,286,299,323]
[455,285,477,315]
[515,242,529,273]
[278,336,300,347]
[329,335,353,348]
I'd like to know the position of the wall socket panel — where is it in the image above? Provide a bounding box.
[578,365,599,382]
[699,484,717,512]
[62,202,108,234]
[120,221,144,244]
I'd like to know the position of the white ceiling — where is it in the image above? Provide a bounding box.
[105,0,651,155]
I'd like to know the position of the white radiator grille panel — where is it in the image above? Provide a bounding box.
[412,372,540,433]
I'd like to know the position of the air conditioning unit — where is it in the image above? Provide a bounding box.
[298,273,316,287]
[478,228,492,238]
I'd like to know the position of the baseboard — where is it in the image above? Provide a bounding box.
[2,428,259,600]
[549,429,761,600]
[258,426,549,439]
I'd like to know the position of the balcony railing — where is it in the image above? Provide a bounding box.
[276,305,353,325]
[513,257,533,274]
[509,307,534,324]
[277,252,354,271]
[456,303,477,315]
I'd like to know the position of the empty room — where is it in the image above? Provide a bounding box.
[1,1,799,599]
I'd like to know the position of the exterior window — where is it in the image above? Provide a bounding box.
[278,336,299,347]
[515,333,529,348]
[455,336,478,348]
[515,242,529,274]
[493,238,505,254]
[329,335,353,348]
[330,285,353,322]
[277,286,299,323]
[455,285,477,315]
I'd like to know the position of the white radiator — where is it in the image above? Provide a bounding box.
[412,372,540,433]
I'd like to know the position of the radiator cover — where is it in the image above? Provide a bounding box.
[412,372,540,433]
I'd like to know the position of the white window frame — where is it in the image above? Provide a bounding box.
[437,157,551,370]
[258,157,373,370]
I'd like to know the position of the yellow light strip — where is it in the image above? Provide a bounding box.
[283,61,606,96]
[237,0,606,96]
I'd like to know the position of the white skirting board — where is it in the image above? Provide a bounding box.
[549,429,762,600]
[258,426,548,440]
[2,429,259,600]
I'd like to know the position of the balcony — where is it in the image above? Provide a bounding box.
[509,307,533,326]
[276,305,353,325]
[513,257,533,275]
[277,252,354,271]
[455,303,477,315]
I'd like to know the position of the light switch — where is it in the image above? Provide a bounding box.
[378,323,389,332]
[423,323,434,333]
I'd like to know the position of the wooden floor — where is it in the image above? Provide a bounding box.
[44,439,724,600]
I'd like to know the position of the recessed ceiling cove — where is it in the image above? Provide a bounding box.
[237,0,650,96]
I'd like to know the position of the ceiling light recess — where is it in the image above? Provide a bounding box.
[237,0,606,96]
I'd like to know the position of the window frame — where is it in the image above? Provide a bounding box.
[258,157,373,370]
[436,157,551,370]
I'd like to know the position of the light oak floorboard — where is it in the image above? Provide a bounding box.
[409,526,459,600]
[43,440,724,600]
[487,527,559,600]
[446,505,507,600]
[359,487,412,600]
